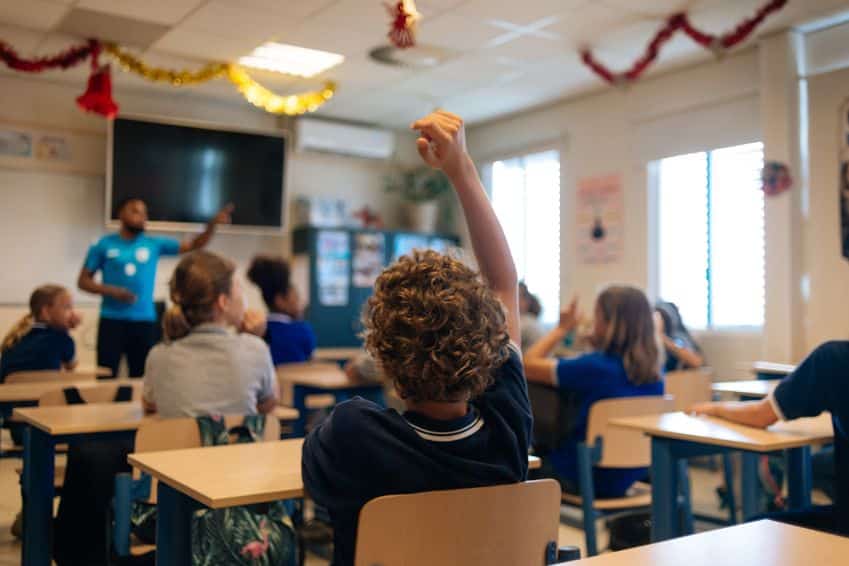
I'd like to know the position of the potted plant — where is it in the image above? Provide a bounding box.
[385,166,451,233]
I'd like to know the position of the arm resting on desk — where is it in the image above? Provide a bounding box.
[690,399,778,429]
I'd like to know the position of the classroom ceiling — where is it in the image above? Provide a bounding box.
[1,0,847,128]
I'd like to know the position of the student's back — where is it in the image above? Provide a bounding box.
[265,313,316,364]
[303,344,530,565]
[144,325,276,418]
[302,111,530,566]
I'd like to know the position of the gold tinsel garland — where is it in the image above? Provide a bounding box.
[226,65,335,115]
[103,43,336,115]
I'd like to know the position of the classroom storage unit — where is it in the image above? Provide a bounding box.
[292,227,460,347]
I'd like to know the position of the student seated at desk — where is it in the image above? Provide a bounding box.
[143,251,280,418]
[523,288,664,498]
[0,284,81,382]
[656,300,705,372]
[692,341,849,536]
[303,111,531,566]
[247,255,317,365]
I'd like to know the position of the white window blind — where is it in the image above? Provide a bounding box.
[490,150,561,324]
[657,142,764,329]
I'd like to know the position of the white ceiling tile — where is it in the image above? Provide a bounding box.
[600,0,693,17]
[312,54,414,92]
[179,0,297,43]
[449,0,584,26]
[152,29,261,62]
[546,2,645,46]
[0,23,45,52]
[76,0,205,26]
[237,0,337,21]
[0,0,70,31]
[417,13,503,51]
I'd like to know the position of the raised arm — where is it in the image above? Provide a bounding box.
[410,111,520,343]
[524,298,580,384]
[179,203,234,253]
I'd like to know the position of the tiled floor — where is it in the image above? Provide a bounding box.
[0,429,735,565]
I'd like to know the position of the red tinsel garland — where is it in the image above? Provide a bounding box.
[0,38,96,72]
[582,0,787,85]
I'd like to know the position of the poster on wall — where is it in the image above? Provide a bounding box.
[840,98,849,260]
[0,129,32,158]
[353,233,386,287]
[35,134,71,161]
[576,174,624,264]
[317,230,350,306]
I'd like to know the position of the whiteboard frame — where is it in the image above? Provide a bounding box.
[106,113,289,235]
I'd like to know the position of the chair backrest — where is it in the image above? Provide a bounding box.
[585,395,675,468]
[664,368,714,411]
[38,383,143,406]
[133,414,281,500]
[5,370,99,384]
[355,479,561,566]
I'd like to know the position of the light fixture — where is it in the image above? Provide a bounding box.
[239,42,344,78]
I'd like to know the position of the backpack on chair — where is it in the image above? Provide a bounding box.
[190,415,297,566]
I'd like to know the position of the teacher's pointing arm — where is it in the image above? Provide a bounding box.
[178,203,234,254]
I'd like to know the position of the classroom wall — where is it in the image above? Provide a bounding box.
[0,74,399,367]
[467,49,764,380]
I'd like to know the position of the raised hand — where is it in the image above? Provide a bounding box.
[213,203,235,225]
[410,110,470,178]
[558,296,582,333]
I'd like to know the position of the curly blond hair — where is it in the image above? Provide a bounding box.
[363,250,510,402]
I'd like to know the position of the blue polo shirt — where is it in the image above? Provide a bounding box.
[83,233,180,321]
[302,344,531,566]
[264,313,317,365]
[770,340,849,534]
[550,352,664,498]
[0,324,75,382]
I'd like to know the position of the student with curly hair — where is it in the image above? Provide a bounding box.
[302,111,531,566]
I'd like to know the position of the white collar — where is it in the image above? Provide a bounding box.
[267,313,294,323]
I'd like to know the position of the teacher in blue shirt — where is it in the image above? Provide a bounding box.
[77,198,233,378]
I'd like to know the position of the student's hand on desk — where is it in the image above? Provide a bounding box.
[241,308,267,337]
[689,402,720,417]
[410,110,471,179]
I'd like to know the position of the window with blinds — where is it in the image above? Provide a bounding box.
[490,150,561,325]
[657,142,765,329]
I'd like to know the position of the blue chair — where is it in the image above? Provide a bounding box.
[560,396,675,556]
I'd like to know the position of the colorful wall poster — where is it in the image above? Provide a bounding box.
[576,174,624,264]
[353,232,386,288]
[317,230,350,306]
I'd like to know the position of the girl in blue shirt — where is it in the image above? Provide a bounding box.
[247,255,316,365]
[524,286,664,498]
[1,284,81,382]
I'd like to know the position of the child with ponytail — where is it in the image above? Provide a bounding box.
[0,284,81,382]
[142,251,279,417]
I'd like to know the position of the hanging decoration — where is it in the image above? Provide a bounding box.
[75,40,118,119]
[386,0,421,49]
[581,0,787,85]
[0,38,95,72]
[761,161,792,197]
[226,65,336,115]
[103,43,228,86]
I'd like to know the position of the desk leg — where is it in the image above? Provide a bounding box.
[741,452,760,521]
[677,460,694,535]
[650,438,679,542]
[786,446,812,510]
[292,385,307,438]
[157,483,195,566]
[21,426,54,566]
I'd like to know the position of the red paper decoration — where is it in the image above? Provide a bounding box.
[76,41,119,119]
[0,39,95,72]
[581,0,787,85]
[386,1,419,49]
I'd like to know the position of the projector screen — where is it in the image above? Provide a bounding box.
[107,116,286,232]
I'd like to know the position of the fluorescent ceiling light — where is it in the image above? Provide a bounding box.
[239,42,344,78]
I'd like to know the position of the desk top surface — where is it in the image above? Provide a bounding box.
[610,412,833,451]
[13,402,147,435]
[751,361,796,376]
[557,520,849,566]
[0,378,135,403]
[129,439,305,508]
[276,362,379,389]
[712,380,779,398]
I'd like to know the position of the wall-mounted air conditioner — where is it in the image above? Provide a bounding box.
[295,118,395,160]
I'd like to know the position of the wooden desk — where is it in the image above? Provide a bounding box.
[712,379,778,399]
[611,412,833,542]
[0,378,136,405]
[558,519,849,566]
[276,363,385,436]
[15,403,147,566]
[312,347,363,362]
[751,361,795,379]
[129,440,543,565]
